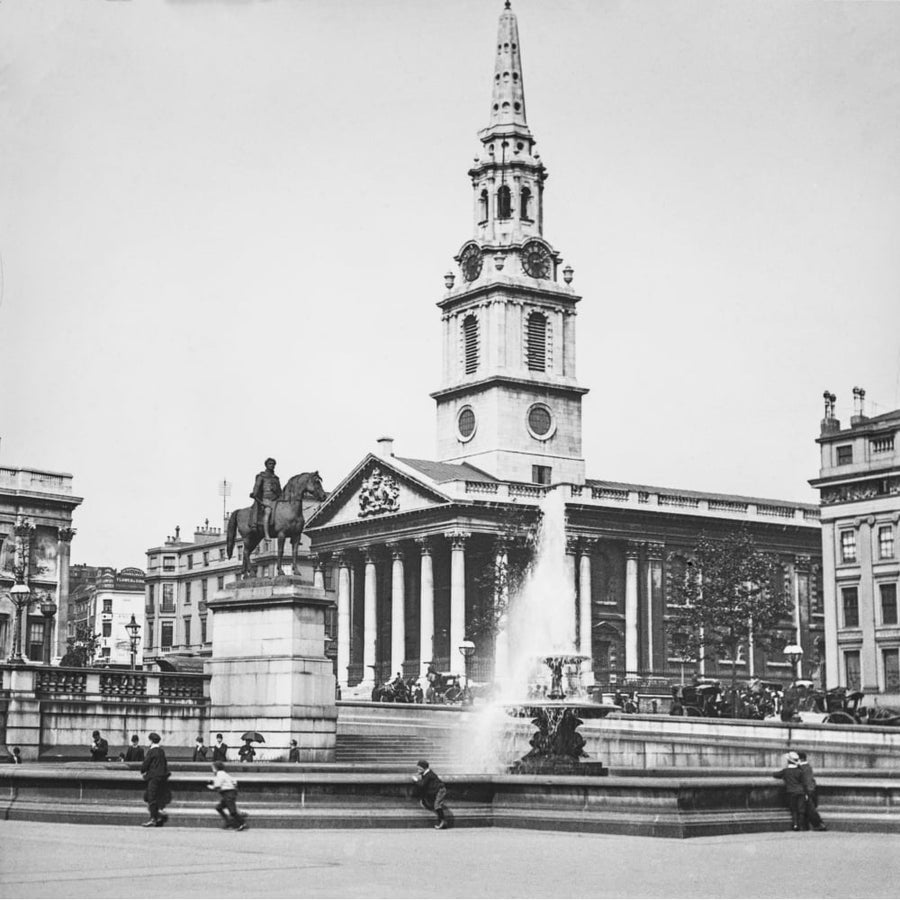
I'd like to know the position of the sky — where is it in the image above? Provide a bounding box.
[1,0,899,570]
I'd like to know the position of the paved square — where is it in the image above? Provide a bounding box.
[1,821,897,898]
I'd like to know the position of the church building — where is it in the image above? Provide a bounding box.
[306,2,822,695]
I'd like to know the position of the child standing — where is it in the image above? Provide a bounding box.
[412,759,448,829]
[207,761,247,830]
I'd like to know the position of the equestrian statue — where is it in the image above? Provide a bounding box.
[226,459,327,577]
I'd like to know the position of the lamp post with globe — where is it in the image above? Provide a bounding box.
[8,581,33,664]
[126,614,142,671]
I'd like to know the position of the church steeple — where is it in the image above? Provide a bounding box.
[489,1,528,130]
[432,2,588,488]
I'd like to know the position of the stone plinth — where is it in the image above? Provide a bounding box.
[206,577,336,762]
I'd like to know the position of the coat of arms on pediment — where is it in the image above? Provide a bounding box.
[358,467,400,518]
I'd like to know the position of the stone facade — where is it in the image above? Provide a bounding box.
[0,465,82,662]
[810,391,900,699]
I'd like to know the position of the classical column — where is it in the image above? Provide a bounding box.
[417,538,435,678]
[565,537,578,648]
[388,543,406,677]
[447,530,470,671]
[645,542,664,676]
[335,551,351,689]
[56,526,75,660]
[578,539,594,683]
[312,555,325,591]
[625,542,639,678]
[820,521,838,688]
[362,547,378,687]
[857,517,878,692]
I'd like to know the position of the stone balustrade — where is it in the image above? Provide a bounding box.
[0,466,74,496]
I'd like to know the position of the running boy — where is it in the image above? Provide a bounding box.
[207,761,247,830]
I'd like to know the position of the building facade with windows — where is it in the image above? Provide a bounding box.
[144,521,336,667]
[0,464,81,662]
[306,3,824,696]
[68,566,146,665]
[810,391,900,699]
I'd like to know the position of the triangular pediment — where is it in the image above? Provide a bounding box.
[306,455,453,530]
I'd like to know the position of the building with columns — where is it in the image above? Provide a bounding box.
[0,464,81,663]
[811,390,900,700]
[305,2,823,695]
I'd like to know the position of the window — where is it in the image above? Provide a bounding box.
[160,621,174,652]
[884,649,900,692]
[183,618,191,647]
[462,315,479,374]
[101,646,111,658]
[185,582,192,605]
[879,526,894,560]
[28,620,45,661]
[844,650,861,690]
[497,184,511,219]
[187,555,194,571]
[836,445,853,465]
[102,622,111,637]
[146,621,153,651]
[457,406,476,441]
[527,403,554,439]
[323,566,334,591]
[200,617,208,644]
[520,186,532,221]
[478,189,488,223]
[840,530,857,563]
[881,584,898,626]
[202,580,209,603]
[526,311,547,371]
[219,548,227,560]
[161,584,175,614]
[102,598,112,614]
[162,555,176,573]
[217,575,224,591]
[202,551,209,566]
[532,465,552,485]
[842,586,859,628]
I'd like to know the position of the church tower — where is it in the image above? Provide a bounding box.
[432,1,587,486]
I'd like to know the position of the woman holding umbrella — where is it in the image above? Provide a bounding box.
[239,731,264,762]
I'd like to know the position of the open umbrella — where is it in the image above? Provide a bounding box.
[241,731,265,743]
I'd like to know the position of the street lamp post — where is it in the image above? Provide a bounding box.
[40,595,58,666]
[458,639,475,704]
[126,614,142,670]
[8,581,33,664]
[784,643,804,683]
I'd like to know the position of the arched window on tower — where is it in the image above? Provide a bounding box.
[526,311,548,372]
[462,314,479,374]
[520,186,532,221]
[497,185,512,220]
[478,189,489,224]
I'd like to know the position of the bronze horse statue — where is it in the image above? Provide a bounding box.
[226,471,327,577]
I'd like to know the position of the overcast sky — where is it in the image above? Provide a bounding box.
[2,0,899,569]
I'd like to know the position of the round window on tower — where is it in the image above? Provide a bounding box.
[457,406,477,442]
[526,403,555,441]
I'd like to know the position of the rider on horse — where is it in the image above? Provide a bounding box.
[250,457,282,541]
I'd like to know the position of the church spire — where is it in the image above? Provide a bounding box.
[489,1,528,130]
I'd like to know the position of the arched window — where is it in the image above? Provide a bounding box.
[520,186,532,221]
[497,185,511,220]
[478,189,489,223]
[462,314,479,374]
[526,311,547,371]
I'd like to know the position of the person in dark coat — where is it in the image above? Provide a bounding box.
[124,735,144,762]
[773,750,806,831]
[238,740,256,763]
[798,751,827,831]
[412,759,448,829]
[192,736,208,762]
[212,734,228,762]
[90,730,109,761]
[140,733,171,827]
[288,739,300,763]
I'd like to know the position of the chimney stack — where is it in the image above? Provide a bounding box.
[376,436,395,457]
[820,390,840,435]
[851,386,867,425]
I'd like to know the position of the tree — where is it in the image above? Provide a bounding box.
[667,528,791,716]
[60,624,100,668]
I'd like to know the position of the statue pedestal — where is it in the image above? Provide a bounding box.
[206,577,336,762]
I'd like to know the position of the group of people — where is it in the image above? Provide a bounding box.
[773,750,827,832]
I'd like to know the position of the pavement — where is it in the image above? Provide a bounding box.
[1,820,898,899]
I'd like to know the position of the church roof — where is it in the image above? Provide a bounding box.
[395,457,498,485]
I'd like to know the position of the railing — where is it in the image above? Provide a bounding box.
[159,675,205,700]
[20,666,210,702]
[508,483,547,499]
[658,494,701,509]
[465,481,498,495]
[756,504,795,518]
[803,509,821,521]
[100,672,147,696]
[871,436,895,454]
[36,669,87,695]
[708,499,749,513]
[591,487,629,502]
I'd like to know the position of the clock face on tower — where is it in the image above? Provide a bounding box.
[521,240,552,279]
[460,243,483,282]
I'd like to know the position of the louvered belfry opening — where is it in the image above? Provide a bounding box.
[526,311,547,371]
[463,314,479,374]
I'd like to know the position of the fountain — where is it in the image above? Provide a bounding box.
[476,488,617,776]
